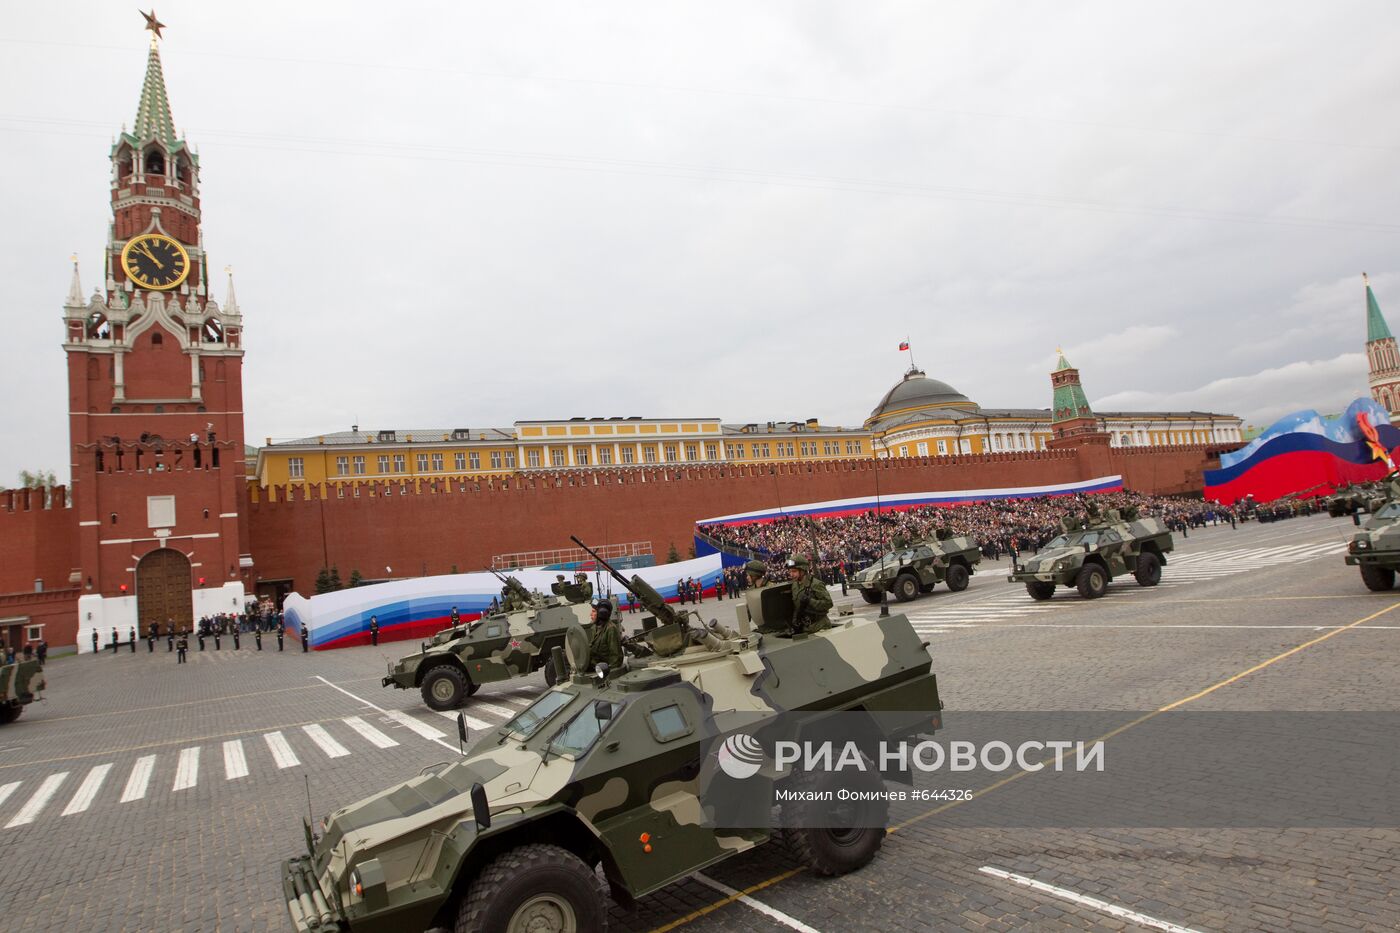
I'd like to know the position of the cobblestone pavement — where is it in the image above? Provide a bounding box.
[2,513,1397,931]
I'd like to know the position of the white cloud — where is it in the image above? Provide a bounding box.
[1093,352,1370,427]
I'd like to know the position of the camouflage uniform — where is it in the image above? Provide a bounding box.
[788,557,833,635]
[589,616,623,670]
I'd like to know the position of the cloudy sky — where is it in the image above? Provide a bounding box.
[4,1,1399,485]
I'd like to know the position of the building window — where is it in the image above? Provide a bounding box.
[705,443,718,460]
[899,446,909,457]
[392,454,405,473]
[621,447,634,464]
[937,439,947,455]
[728,444,744,459]
[505,451,516,469]
[335,456,349,476]
[490,451,503,469]
[454,452,465,471]
[643,446,657,463]
[551,449,567,467]
[994,435,1004,450]
[527,449,542,468]
[783,443,795,457]
[378,455,390,474]
[26,625,43,642]
[664,444,678,462]
[417,454,430,472]
[470,452,482,470]
[598,447,613,465]
[574,447,589,466]
[761,443,771,457]
[684,444,698,461]
[846,441,860,455]
[288,457,304,479]
[432,453,444,471]
[352,455,365,475]
[916,442,928,456]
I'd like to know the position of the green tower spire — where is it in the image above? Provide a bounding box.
[1366,273,1393,343]
[1051,348,1094,423]
[132,36,177,148]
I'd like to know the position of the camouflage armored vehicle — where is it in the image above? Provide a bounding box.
[1344,478,1400,590]
[1007,505,1174,600]
[382,573,599,711]
[0,656,46,724]
[852,529,982,603]
[1327,482,1382,518]
[285,541,941,933]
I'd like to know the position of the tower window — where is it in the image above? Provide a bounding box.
[151,332,163,347]
[144,150,165,174]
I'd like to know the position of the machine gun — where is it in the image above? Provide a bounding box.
[486,568,535,610]
[571,536,703,657]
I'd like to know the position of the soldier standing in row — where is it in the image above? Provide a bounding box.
[277,626,284,651]
[198,628,206,651]
[786,555,833,635]
[110,626,119,653]
[233,626,240,650]
[588,600,623,672]
[176,632,188,663]
[255,627,263,650]
[147,625,156,653]
[91,629,98,655]
[213,627,221,650]
[300,623,309,653]
[128,626,136,652]
[167,622,175,652]
[449,606,460,626]
[369,615,380,646]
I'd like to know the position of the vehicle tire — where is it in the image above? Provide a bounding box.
[860,588,883,605]
[1026,581,1055,601]
[781,754,887,876]
[893,573,920,603]
[421,665,468,711]
[945,562,970,592]
[0,705,20,725]
[543,657,557,687]
[1360,564,1396,592]
[454,842,608,933]
[1133,551,1162,587]
[1076,564,1108,599]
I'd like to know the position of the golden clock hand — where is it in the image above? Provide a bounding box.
[137,243,165,270]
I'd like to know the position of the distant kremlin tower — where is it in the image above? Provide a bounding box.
[1364,274,1400,423]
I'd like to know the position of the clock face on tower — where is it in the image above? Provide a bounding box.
[120,233,191,291]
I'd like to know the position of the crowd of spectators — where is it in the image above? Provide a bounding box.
[698,493,1241,581]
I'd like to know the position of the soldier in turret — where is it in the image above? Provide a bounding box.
[786,555,833,635]
[743,559,768,590]
[588,600,623,672]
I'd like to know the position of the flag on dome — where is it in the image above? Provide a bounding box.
[898,340,909,351]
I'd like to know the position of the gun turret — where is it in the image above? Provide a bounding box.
[570,536,681,628]
[486,567,534,609]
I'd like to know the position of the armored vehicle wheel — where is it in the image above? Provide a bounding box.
[1026,581,1055,601]
[1076,564,1108,599]
[859,588,883,605]
[1360,564,1396,591]
[0,705,21,725]
[421,665,469,711]
[781,755,887,876]
[944,562,970,592]
[454,842,607,933]
[893,573,921,603]
[543,657,558,687]
[1134,552,1162,587]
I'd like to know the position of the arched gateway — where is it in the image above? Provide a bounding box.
[136,548,193,631]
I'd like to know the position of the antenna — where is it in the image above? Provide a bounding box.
[304,773,315,833]
[872,440,890,617]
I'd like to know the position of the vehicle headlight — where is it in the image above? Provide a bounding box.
[1354,539,1370,550]
[1053,559,1069,571]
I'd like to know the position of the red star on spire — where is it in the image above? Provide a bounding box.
[140,9,166,40]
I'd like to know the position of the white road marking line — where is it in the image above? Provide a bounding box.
[343,716,399,749]
[302,723,349,759]
[222,740,248,780]
[979,866,1205,933]
[264,731,300,769]
[120,755,156,802]
[0,781,20,810]
[472,702,519,719]
[434,709,494,732]
[172,747,200,791]
[312,675,457,752]
[6,772,69,827]
[61,763,113,815]
[692,872,822,933]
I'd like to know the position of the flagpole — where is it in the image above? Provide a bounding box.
[906,337,917,370]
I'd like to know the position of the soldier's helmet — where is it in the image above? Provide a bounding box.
[786,554,811,571]
[592,599,613,622]
[744,559,767,577]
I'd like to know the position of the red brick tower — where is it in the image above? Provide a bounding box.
[66,22,248,649]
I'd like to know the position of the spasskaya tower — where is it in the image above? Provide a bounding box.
[65,13,250,649]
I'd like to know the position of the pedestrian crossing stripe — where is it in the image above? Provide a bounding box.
[6,772,69,827]
[264,731,300,769]
[302,723,349,759]
[172,747,200,791]
[342,716,399,749]
[223,740,248,781]
[121,755,156,802]
[61,763,112,816]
